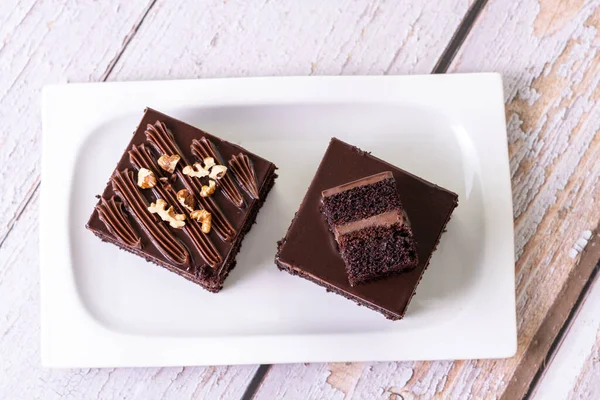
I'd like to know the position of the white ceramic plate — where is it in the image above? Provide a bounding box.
[41,74,516,367]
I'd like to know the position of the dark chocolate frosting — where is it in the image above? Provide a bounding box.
[145,121,236,242]
[229,153,260,199]
[95,196,141,249]
[111,169,190,266]
[128,143,221,267]
[191,137,245,208]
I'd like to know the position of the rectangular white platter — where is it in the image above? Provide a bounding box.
[41,74,516,367]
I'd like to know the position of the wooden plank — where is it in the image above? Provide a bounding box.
[532,259,600,400]
[0,0,153,244]
[253,0,600,399]
[108,0,471,79]
[0,194,259,399]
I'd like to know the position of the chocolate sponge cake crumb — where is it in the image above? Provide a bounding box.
[321,171,418,286]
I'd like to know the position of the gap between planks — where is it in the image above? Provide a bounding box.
[521,235,600,400]
[240,1,493,398]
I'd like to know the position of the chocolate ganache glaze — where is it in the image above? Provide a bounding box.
[128,143,221,267]
[229,153,260,200]
[145,121,236,242]
[111,169,190,266]
[95,196,141,249]
[191,137,245,209]
[86,108,278,292]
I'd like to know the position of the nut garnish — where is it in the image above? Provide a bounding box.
[203,157,216,170]
[176,189,196,212]
[137,168,157,189]
[200,180,217,198]
[183,157,227,181]
[148,199,186,229]
[158,154,180,173]
[191,209,212,234]
[209,165,227,180]
[183,163,210,178]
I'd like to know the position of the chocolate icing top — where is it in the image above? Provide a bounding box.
[191,137,245,209]
[145,120,236,242]
[87,108,277,278]
[95,196,141,249]
[229,153,260,199]
[276,138,458,317]
[128,143,221,267]
[111,169,190,265]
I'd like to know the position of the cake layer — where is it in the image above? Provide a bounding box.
[321,171,402,226]
[321,170,418,285]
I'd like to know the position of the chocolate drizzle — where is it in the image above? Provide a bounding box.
[191,137,245,208]
[229,153,260,199]
[129,144,221,267]
[96,196,142,248]
[145,121,236,242]
[111,169,190,266]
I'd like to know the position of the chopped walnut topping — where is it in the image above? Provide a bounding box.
[137,168,157,189]
[158,154,180,173]
[209,165,227,180]
[200,180,217,198]
[148,199,186,229]
[182,163,210,178]
[203,157,216,170]
[183,158,227,181]
[176,189,196,212]
[191,209,212,234]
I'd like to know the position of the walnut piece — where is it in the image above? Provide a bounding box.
[190,209,212,234]
[200,180,217,198]
[183,158,227,181]
[148,199,186,229]
[209,165,227,180]
[158,154,180,173]
[182,163,210,178]
[176,189,196,212]
[203,157,216,170]
[137,168,157,189]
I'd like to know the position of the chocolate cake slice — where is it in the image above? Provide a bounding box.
[275,138,458,320]
[321,171,418,286]
[86,108,277,292]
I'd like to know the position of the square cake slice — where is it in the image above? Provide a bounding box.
[275,138,458,320]
[321,171,418,286]
[86,108,277,292]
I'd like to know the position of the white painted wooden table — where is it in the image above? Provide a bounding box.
[1,0,599,399]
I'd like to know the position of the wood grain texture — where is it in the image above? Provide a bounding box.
[532,258,600,400]
[0,194,258,399]
[254,0,600,399]
[0,0,154,245]
[108,0,470,80]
